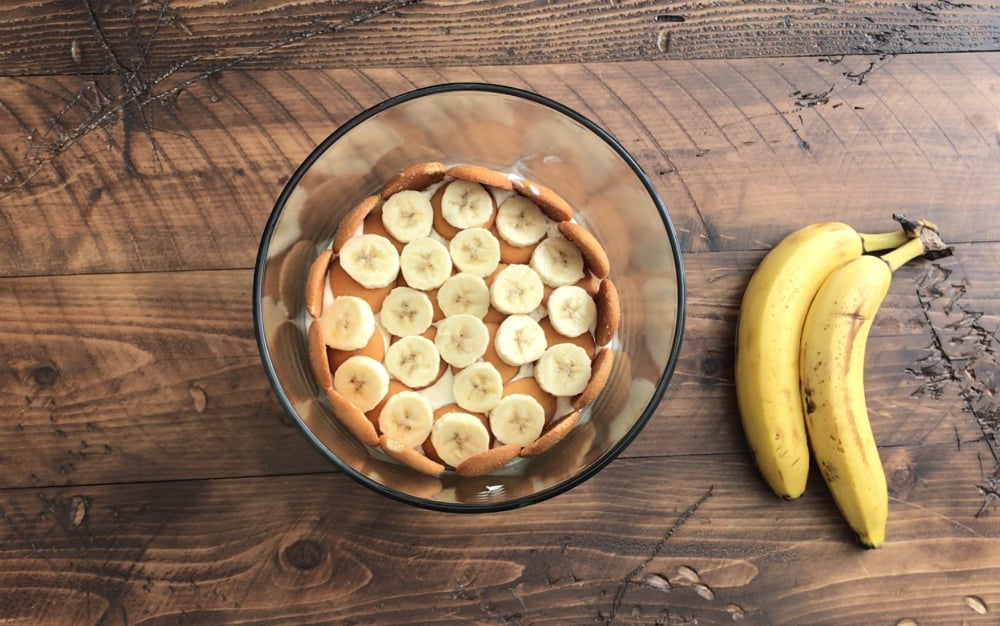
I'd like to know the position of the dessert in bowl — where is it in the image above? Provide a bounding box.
[254,84,684,512]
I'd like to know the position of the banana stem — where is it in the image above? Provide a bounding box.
[879,215,952,271]
[859,229,910,253]
[880,234,929,272]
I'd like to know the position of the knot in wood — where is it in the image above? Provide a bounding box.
[283,539,324,571]
[889,464,918,496]
[700,354,720,377]
[32,363,59,386]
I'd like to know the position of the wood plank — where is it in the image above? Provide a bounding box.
[1,55,997,278]
[0,269,334,488]
[645,242,996,455]
[0,241,995,491]
[1,0,999,77]
[0,452,995,625]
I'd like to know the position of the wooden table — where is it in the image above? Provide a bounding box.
[2,1,998,624]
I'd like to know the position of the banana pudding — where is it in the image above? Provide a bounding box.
[305,162,620,478]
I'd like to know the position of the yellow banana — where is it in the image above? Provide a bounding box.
[799,233,940,548]
[735,222,908,499]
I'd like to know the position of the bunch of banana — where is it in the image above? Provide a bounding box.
[736,216,949,547]
[735,222,910,499]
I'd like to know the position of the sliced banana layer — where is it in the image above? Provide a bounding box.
[490,393,546,446]
[381,190,434,243]
[494,314,547,366]
[495,195,548,247]
[399,237,453,290]
[311,164,621,471]
[530,236,585,287]
[339,233,400,288]
[453,362,504,413]
[547,285,597,338]
[438,273,490,318]
[319,295,376,351]
[441,180,494,229]
[490,264,545,314]
[449,227,501,277]
[378,390,434,448]
[333,355,390,412]
[381,286,434,337]
[431,411,492,468]
[534,343,592,397]
[384,335,441,388]
[435,313,490,368]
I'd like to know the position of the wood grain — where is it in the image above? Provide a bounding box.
[0,242,993,492]
[3,3,999,622]
[0,0,998,76]
[1,55,998,278]
[0,455,994,625]
[0,270,332,489]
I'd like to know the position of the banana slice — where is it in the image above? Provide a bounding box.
[530,236,585,287]
[366,378,409,425]
[430,411,492,468]
[339,233,401,289]
[494,314,547,366]
[495,223,536,265]
[377,390,434,448]
[332,354,390,412]
[435,314,489,368]
[489,264,545,315]
[328,257,393,313]
[489,393,546,446]
[328,318,387,373]
[384,335,441,389]
[399,237,453,290]
[495,195,548,247]
[449,227,501,277]
[453,362,504,413]
[503,376,557,424]
[318,295,376,351]
[381,190,434,243]
[547,285,597,338]
[440,179,494,229]
[380,286,434,337]
[438,273,490,318]
[534,343,592,397]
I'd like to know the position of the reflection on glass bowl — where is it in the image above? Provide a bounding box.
[253,83,685,512]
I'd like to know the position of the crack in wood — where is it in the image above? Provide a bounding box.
[911,262,1000,517]
[2,0,422,190]
[602,485,714,624]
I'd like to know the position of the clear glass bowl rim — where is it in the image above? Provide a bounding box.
[252,82,687,512]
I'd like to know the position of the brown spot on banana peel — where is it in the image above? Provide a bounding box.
[803,387,816,414]
[819,459,839,483]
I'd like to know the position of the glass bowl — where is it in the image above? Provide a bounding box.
[253,83,685,512]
